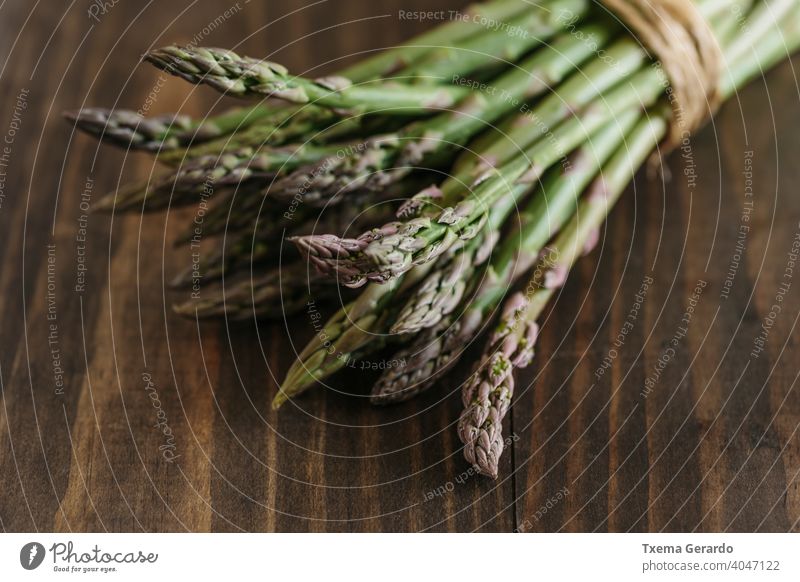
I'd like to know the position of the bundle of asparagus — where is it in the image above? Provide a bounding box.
[68,0,800,478]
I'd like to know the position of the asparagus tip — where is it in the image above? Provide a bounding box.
[92,192,117,213]
[171,302,194,317]
[290,233,370,281]
[62,109,79,124]
[271,391,288,410]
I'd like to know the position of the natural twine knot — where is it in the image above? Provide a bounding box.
[600,0,723,149]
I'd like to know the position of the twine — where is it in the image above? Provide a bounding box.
[599,0,723,149]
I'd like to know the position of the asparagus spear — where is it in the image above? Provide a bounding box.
[457,292,538,479]
[92,141,350,212]
[459,112,667,477]
[145,46,472,114]
[64,104,298,152]
[143,0,598,119]
[173,170,440,309]
[448,0,753,175]
[172,181,270,245]
[180,161,415,244]
[171,232,278,289]
[173,262,337,320]
[724,0,797,62]
[155,106,343,165]
[157,103,399,168]
[387,164,537,336]
[370,107,642,404]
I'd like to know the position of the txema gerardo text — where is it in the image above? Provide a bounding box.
[642,543,733,554]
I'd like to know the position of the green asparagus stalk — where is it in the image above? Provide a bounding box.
[158,103,413,169]
[64,104,298,152]
[171,232,277,289]
[173,262,337,320]
[92,141,351,212]
[155,106,344,165]
[448,0,753,174]
[169,172,434,291]
[387,167,532,335]
[458,112,667,477]
[724,0,797,62]
[144,46,472,114]
[717,0,800,100]
[710,0,756,47]
[172,182,269,245]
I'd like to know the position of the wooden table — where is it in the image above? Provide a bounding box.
[1,0,799,532]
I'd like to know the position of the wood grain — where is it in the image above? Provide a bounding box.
[0,0,798,532]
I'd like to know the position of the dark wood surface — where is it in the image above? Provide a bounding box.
[1,0,799,532]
